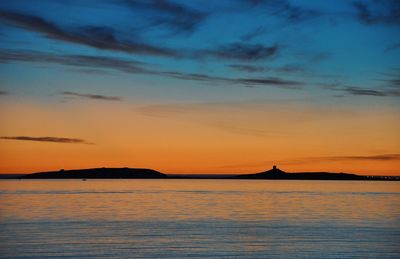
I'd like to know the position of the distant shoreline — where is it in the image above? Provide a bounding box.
[0,167,399,181]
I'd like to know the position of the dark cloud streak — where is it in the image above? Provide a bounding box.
[344,87,388,97]
[385,42,400,52]
[229,64,267,73]
[0,9,178,57]
[0,136,93,144]
[62,91,122,101]
[162,71,303,89]
[329,154,400,161]
[198,42,279,61]
[228,64,306,74]
[122,0,207,34]
[285,154,400,165]
[0,49,150,74]
[352,0,400,26]
[240,26,266,41]
[219,153,400,169]
[321,81,400,97]
[0,49,303,90]
[244,0,321,23]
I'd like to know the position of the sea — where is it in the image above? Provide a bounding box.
[0,179,399,258]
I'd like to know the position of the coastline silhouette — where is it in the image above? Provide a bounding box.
[21,168,167,179]
[10,166,399,180]
[236,165,372,180]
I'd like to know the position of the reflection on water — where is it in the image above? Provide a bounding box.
[0,180,399,258]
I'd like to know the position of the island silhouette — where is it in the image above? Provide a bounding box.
[236,165,370,180]
[21,167,167,179]
[14,166,399,180]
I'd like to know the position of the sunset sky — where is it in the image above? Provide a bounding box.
[0,0,399,175]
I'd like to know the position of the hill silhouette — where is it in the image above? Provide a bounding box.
[22,167,167,179]
[236,165,369,180]
[16,166,399,180]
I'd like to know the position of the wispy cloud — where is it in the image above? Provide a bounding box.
[0,90,9,95]
[322,79,400,97]
[62,91,122,101]
[384,42,400,52]
[122,0,208,35]
[228,64,267,73]
[240,26,266,41]
[352,0,400,26]
[206,120,269,137]
[198,42,279,61]
[275,64,306,73]
[228,64,306,74]
[0,136,94,144]
[218,154,400,169]
[0,49,150,74]
[162,71,303,89]
[380,69,400,88]
[244,0,321,23]
[0,49,303,89]
[0,9,178,57]
[236,77,302,89]
[138,99,312,137]
[344,86,388,97]
[326,154,400,161]
[283,154,400,165]
[139,102,272,137]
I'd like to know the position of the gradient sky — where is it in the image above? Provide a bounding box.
[0,0,399,175]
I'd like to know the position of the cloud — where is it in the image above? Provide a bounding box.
[162,71,303,89]
[327,154,400,161]
[0,90,9,95]
[0,9,178,57]
[384,42,400,52]
[352,0,400,26]
[218,154,400,169]
[275,64,306,73]
[229,64,306,74]
[199,42,279,61]
[122,0,208,34]
[65,68,114,75]
[279,1,321,23]
[344,86,388,96]
[207,120,269,137]
[138,101,273,137]
[62,91,122,101]
[0,49,150,74]
[380,69,400,88]
[228,64,267,73]
[244,0,321,23]
[308,52,331,63]
[284,154,400,165]
[240,26,266,41]
[138,99,322,137]
[0,49,303,89]
[0,136,93,144]
[235,77,302,89]
[321,80,400,97]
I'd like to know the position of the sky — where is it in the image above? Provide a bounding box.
[0,0,399,175]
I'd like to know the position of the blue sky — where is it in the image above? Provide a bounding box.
[0,0,399,174]
[1,0,399,101]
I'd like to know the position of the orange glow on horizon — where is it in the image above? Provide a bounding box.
[0,100,399,175]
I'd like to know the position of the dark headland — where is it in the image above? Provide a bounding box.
[21,168,167,179]
[235,166,396,180]
[10,166,400,180]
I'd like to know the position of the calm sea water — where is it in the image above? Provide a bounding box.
[0,179,399,258]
